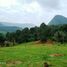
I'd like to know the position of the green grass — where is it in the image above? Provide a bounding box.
[0,42,67,67]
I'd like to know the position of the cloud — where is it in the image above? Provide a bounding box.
[36,0,60,9]
[0,0,17,8]
[0,0,67,25]
[0,0,42,25]
[17,0,33,4]
[22,2,42,13]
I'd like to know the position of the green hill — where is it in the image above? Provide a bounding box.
[0,42,67,67]
[0,26,20,32]
[0,23,21,33]
[48,15,67,25]
[0,22,35,33]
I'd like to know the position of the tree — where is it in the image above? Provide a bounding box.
[39,23,47,42]
[30,26,40,41]
[59,24,67,32]
[15,30,22,43]
[21,28,30,42]
[53,31,66,43]
[6,32,11,41]
[0,33,5,47]
[6,32,16,45]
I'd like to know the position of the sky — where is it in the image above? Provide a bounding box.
[0,0,67,26]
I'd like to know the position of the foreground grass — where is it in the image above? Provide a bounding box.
[0,42,67,67]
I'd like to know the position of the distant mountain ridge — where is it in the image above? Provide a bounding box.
[0,23,20,33]
[48,15,67,25]
[0,22,35,33]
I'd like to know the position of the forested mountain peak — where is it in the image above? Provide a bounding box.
[48,15,67,25]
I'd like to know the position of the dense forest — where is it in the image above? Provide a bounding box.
[0,23,67,47]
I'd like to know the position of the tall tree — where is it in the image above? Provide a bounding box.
[15,30,22,43]
[53,31,66,43]
[6,32,16,45]
[30,26,40,41]
[39,23,47,42]
[22,28,30,42]
[0,33,5,46]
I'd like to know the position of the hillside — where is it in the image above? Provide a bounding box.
[48,15,67,25]
[0,42,67,67]
[0,23,21,33]
[0,22,35,33]
[0,26,20,32]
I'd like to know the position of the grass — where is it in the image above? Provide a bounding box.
[0,42,67,67]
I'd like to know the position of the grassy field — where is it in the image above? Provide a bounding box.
[0,42,67,67]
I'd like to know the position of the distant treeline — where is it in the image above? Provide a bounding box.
[0,23,67,47]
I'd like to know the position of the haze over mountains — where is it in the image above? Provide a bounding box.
[0,15,67,33]
[0,23,20,33]
[48,15,67,25]
[1,22,35,28]
[0,22,35,33]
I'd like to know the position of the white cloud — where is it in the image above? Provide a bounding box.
[0,0,17,8]
[17,0,33,4]
[22,2,41,13]
[36,0,60,9]
[0,0,67,25]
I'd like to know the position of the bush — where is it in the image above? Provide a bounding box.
[53,31,66,43]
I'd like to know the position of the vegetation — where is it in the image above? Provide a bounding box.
[48,15,67,25]
[0,42,67,67]
[0,22,67,67]
[0,23,67,47]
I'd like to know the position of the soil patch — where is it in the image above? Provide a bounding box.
[6,60,22,67]
[46,39,54,45]
[35,40,54,45]
[49,54,64,57]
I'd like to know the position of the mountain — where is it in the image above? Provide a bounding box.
[48,15,67,25]
[0,23,21,33]
[0,22,35,33]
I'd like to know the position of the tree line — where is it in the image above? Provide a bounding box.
[0,23,67,47]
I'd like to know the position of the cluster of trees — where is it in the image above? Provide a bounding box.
[0,23,67,47]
